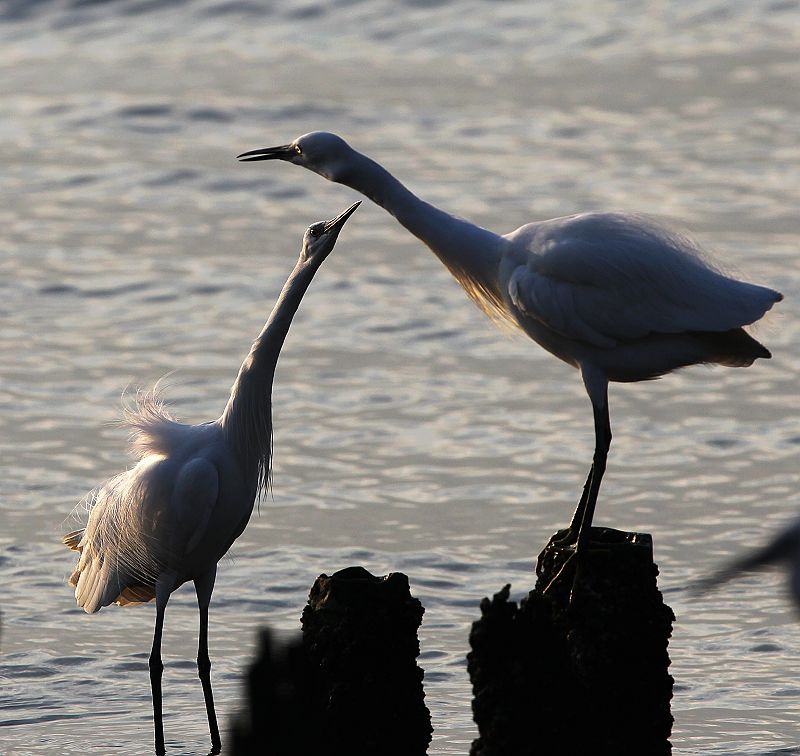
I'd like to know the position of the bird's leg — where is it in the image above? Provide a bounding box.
[570,389,612,600]
[563,465,595,543]
[149,580,173,756]
[576,397,611,550]
[542,464,595,593]
[195,567,221,756]
[544,371,611,597]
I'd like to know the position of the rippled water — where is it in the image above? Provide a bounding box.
[1,1,799,754]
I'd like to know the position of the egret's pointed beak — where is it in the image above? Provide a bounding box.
[237,144,294,162]
[324,201,361,235]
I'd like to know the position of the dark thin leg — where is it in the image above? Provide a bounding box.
[542,463,595,593]
[195,569,221,755]
[543,380,612,597]
[149,596,168,755]
[566,464,595,539]
[575,395,612,554]
[567,393,612,602]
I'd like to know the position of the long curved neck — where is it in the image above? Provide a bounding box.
[339,151,504,286]
[219,257,319,479]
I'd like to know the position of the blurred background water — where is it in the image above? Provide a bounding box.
[1,1,799,754]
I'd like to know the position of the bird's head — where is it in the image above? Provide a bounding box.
[238,131,356,183]
[299,201,360,265]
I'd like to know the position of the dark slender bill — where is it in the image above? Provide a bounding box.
[237,145,294,161]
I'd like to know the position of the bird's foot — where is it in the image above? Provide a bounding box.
[535,526,578,577]
[551,526,578,547]
[540,543,589,606]
[541,548,577,595]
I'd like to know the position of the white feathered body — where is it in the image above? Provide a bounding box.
[65,407,256,614]
[335,142,781,378]
[243,133,781,381]
[243,132,781,382]
[495,212,781,381]
[64,245,334,616]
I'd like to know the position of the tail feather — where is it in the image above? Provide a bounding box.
[64,454,168,613]
[73,551,113,614]
[70,545,155,613]
[694,327,772,367]
[116,586,156,606]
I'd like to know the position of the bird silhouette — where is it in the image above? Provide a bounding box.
[238,132,782,577]
[694,520,800,609]
[63,201,360,755]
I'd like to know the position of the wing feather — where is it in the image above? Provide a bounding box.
[172,458,219,555]
[507,213,781,347]
[66,457,171,613]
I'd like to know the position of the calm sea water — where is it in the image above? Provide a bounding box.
[2,1,799,754]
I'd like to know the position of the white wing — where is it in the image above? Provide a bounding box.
[172,457,219,555]
[68,456,220,613]
[506,213,780,348]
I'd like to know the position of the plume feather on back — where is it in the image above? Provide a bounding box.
[67,457,171,613]
[66,386,188,613]
[123,386,188,460]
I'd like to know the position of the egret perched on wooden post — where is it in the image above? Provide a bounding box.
[63,201,360,755]
[238,132,782,569]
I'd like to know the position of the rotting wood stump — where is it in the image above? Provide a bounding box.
[468,527,675,756]
[233,566,431,756]
[302,566,432,756]
[231,628,318,755]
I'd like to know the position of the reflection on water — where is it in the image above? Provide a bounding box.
[1,1,799,754]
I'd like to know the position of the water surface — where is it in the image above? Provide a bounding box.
[1,1,799,754]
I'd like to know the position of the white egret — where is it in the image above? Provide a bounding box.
[63,201,360,755]
[238,132,782,568]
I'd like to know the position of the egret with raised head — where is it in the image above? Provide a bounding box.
[63,201,360,755]
[238,132,782,569]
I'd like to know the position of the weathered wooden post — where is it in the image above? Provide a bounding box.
[468,527,675,755]
[234,566,432,755]
[302,566,432,756]
[231,628,319,755]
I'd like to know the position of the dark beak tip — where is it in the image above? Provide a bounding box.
[235,145,292,161]
[327,201,361,231]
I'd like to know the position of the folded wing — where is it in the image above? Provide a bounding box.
[507,213,781,348]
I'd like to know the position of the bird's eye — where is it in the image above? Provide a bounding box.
[294,144,303,155]
[308,226,318,237]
